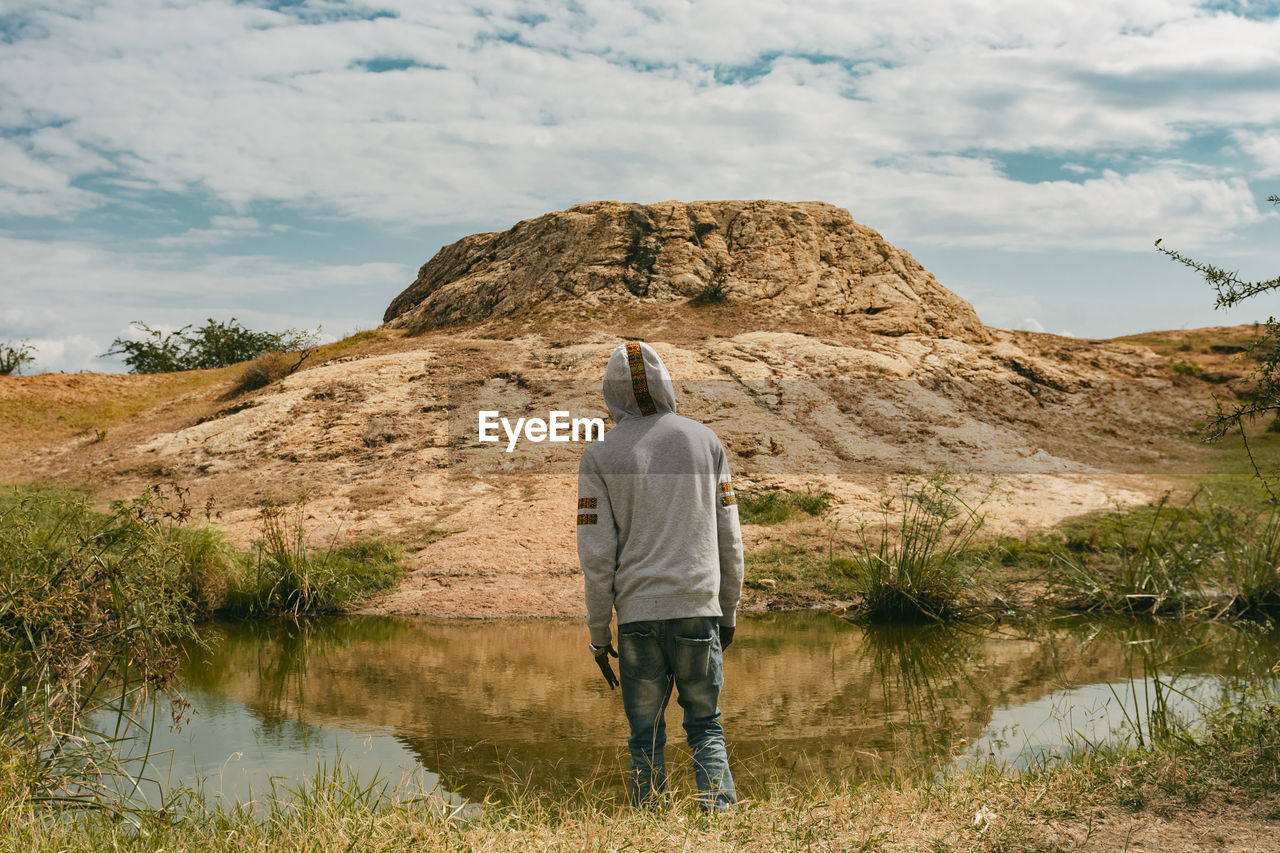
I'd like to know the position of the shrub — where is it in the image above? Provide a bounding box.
[169,525,238,616]
[0,341,35,376]
[840,476,983,623]
[1156,193,1280,492]
[229,350,305,396]
[0,485,412,818]
[0,487,201,810]
[1207,506,1280,620]
[688,278,728,306]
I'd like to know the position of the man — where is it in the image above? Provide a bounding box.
[576,340,744,810]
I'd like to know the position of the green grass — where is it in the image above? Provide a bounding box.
[1047,495,1208,616]
[169,525,240,616]
[0,369,230,449]
[959,431,1280,619]
[0,485,406,621]
[1044,493,1280,619]
[4,486,1280,848]
[0,484,408,829]
[307,327,392,361]
[742,476,990,623]
[744,543,860,603]
[737,489,831,525]
[1114,325,1261,357]
[220,501,405,618]
[0,327,402,454]
[741,433,1280,622]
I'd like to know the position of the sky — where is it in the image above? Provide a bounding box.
[1,0,1279,373]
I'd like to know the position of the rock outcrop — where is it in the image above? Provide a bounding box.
[384,200,987,340]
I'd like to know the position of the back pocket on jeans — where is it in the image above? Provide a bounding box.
[674,633,715,681]
[619,627,665,681]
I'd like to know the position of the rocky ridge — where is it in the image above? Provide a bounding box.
[384,200,988,340]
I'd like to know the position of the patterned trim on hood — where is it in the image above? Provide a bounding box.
[625,341,658,416]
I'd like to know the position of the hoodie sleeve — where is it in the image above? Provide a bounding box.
[714,442,744,628]
[576,449,618,646]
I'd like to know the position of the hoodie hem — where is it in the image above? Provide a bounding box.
[616,593,722,626]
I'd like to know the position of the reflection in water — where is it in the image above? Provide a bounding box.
[859,624,991,771]
[159,614,1278,802]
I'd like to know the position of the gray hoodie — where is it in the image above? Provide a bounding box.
[576,341,745,646]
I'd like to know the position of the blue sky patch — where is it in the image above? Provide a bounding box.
[238,0,398,24]
[353,58,443,73]
[511,11,550,27]
[986,152,1109,184]
[1077,66,1280,109]
[1199,0,1280,20]
[0,11,45,44]
[712,51,876,86]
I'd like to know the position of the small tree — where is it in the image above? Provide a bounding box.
[103,318,319,374]
[0,340,36,376]
[103,323,191,374]
[178,318,317,370]
[1156,193,1280,494]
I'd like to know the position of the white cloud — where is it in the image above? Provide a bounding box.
[0,0,1274,249]
[857,163,1263,250]
[209,216,258,230]
[24,333,102,374]
[0,234,405,296]
[153,215,264,246]
[0,136,99,216]
[1235,130,1280,178]
[0,304,58,335]
[0,0,1277,361]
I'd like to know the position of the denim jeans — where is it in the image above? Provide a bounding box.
[617,616,736,810]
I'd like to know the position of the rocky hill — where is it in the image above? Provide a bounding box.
[384,200,987,340]
[0,201,1238,620]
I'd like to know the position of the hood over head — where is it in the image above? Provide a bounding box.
[602,341,677,422]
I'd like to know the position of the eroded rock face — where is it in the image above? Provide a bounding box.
[383,200,988,340]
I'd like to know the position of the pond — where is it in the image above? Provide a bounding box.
[118,613,1280,807]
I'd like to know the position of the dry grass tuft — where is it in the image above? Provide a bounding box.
[229,351,306,396]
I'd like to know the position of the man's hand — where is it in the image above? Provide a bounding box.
[593,643,619,690]
[719,625,735,650]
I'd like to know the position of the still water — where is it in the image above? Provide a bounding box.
[125,613,1279,805]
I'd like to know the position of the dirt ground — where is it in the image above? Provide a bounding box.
[1035,801,1280,852]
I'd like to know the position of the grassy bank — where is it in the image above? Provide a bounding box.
[1,679,1276,851]
[0,484,408,825]
[0,485,405,620]
[741,433,1280,623]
